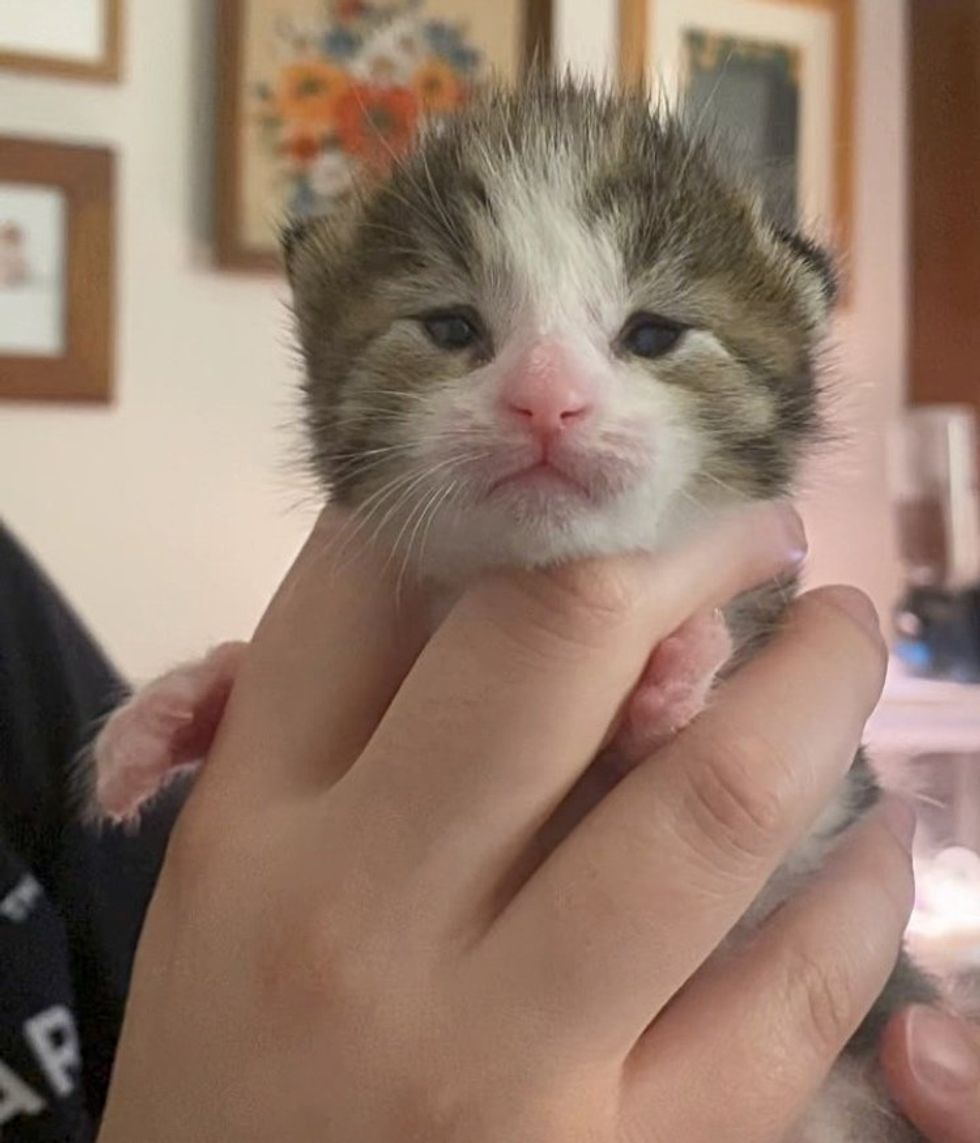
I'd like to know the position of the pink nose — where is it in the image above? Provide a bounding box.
[500,341,595,439]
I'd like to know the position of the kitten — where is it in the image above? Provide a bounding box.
[92,76,937,1142]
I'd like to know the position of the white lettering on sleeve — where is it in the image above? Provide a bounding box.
[24,1006,80,1099]
[0,1056,45,1125]
[0,874,43,923]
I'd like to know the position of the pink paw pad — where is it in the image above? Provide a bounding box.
[92,641,245,824]
[612,611,732,767]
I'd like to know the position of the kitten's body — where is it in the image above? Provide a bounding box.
[94,77,936,1141]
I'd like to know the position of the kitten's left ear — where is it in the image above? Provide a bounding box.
[770,225,840,329]
[774,226,839,308]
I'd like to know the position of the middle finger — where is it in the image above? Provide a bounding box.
[490,586,887,1053]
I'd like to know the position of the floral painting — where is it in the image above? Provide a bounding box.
[218,0,548,270]
[0,184,66,357]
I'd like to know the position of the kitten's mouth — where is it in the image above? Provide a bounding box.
[487,461,591,498]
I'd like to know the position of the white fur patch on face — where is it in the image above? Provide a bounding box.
[476,165,626,339]
[374,167,718,584]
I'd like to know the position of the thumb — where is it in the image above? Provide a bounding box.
[880,1005,980,1143]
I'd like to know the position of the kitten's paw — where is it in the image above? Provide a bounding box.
[612,610,732,767]
[90,641,245,824]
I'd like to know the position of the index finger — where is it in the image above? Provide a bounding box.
[202,507,430,805]
[497,585,888,1049]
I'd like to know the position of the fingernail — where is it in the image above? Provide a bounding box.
[907,1005,980,1094]
[774,502,808,567]
[879,793,916,850]
[824,585,881,637]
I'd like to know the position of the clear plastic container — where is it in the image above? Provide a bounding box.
[890,405,980,681]
[891,404,980,590]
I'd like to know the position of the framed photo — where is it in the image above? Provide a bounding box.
[216,0,553,272]
[620,0,855,275]
[0,137,115,403]
[0,0,123,82]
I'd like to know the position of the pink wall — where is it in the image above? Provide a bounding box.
[798,0,909,623]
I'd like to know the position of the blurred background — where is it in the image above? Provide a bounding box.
[0,0,915,677]
[0,0,978,987]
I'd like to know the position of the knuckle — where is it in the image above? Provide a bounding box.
[785,942,859,1055]
[538,559,639,634]
[680,726,792,868]
[484,560,640,659]
[258,901,351,1004]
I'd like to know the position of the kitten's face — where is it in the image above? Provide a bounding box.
[288,80,833,581]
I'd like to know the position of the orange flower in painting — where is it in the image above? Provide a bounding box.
[276,60,351,130]
[334,0,365,19]
[412,57,463,114]
[335,83,419,170]
[281,131,321,166]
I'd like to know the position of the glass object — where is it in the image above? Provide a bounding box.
[873,748,980,1017]
[892,404,980,589]
[891,405,980,681]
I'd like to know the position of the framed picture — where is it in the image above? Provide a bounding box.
[0,137,115,403]
[0,0,123,82]
[620,0,855,278]
[215,0,553,272]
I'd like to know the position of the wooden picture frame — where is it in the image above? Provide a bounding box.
[619,0,855,290]
[0,0,123,83]
[0,137,115,403]
[215,0,553,273]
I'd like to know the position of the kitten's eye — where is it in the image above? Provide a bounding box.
[620,313,686,360]
[421,310,481,352]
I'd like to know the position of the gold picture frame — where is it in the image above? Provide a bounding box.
[215,0,553,273]
[619,0,855,289]
[0,137,115,403]
[0,0,123,83]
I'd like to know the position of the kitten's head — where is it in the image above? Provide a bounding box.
[287,76,835,581]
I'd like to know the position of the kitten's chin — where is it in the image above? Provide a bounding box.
[405,486,707,586]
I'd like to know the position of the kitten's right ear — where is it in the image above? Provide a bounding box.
[279,191,363,287]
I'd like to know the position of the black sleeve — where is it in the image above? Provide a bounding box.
[0,523,188,1139]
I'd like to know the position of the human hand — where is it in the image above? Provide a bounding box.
[881,1005,980,1143]
[97,503,910,1143]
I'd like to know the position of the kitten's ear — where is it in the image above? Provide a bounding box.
[774,226,839,308]
[279,192,363,287]
[770,225,840,330]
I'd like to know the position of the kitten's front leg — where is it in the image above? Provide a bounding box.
[90,641,245,824]
[610,610,732,768]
